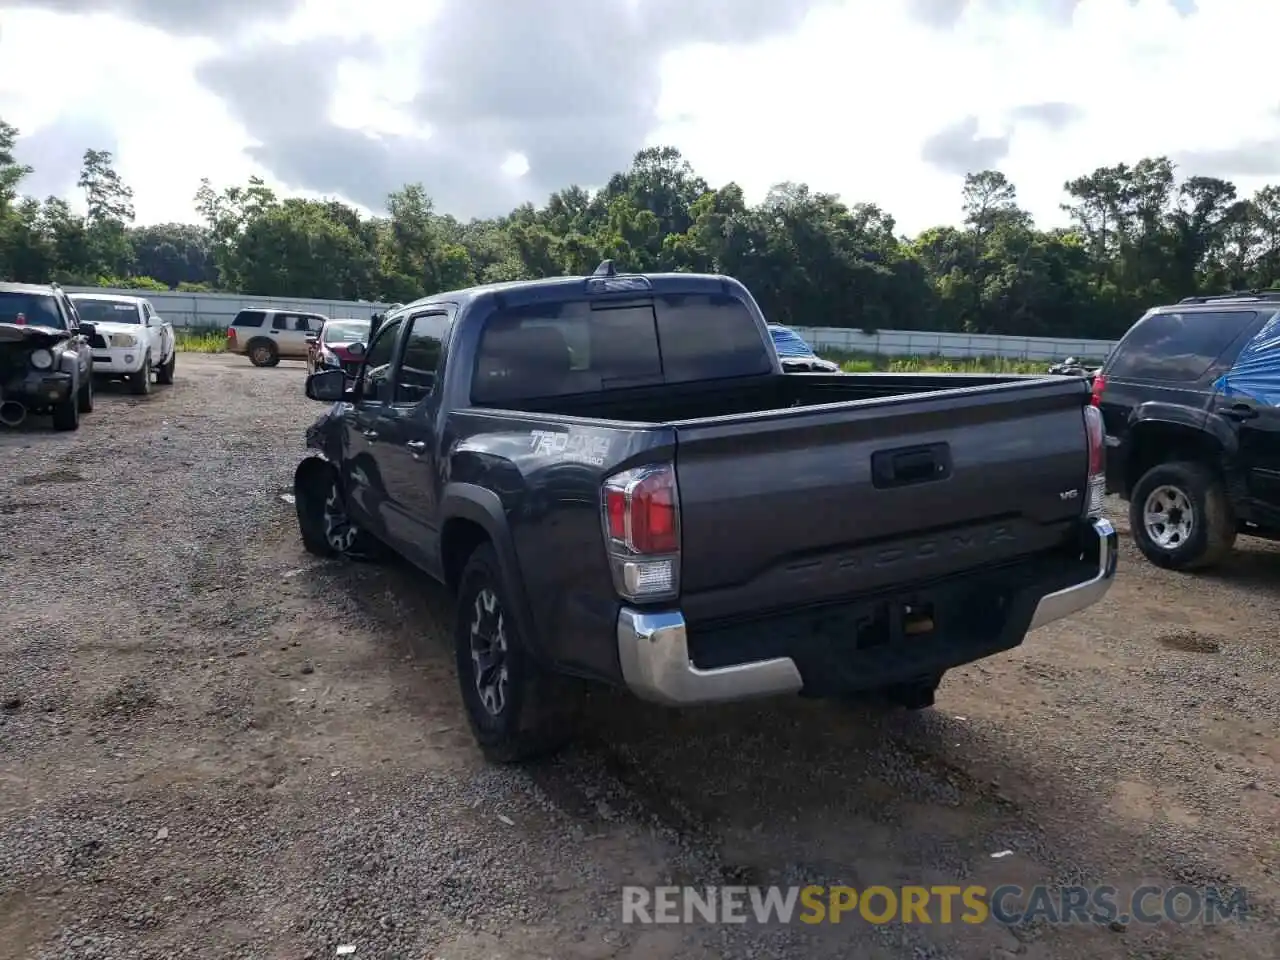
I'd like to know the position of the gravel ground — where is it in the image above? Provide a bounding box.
[1,353,1276,960]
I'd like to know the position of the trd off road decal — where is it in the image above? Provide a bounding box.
[528,428,612,466]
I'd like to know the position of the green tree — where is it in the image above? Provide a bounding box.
[9,111,1280,343]
[130,223,218,289]
[77,148,135,279]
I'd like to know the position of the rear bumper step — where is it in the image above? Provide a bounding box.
[616,517,1118,706]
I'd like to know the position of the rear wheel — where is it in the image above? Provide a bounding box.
[249,340,279,367]
[1129,460,1235,570]
[455,543,582,763]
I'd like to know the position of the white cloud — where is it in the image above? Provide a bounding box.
[3,0,1279,233]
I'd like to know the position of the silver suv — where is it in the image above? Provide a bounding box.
[226,309,327,367]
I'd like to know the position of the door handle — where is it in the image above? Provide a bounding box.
[405,440,427,452]
[362,429,379,440]
[1219,404,1258,421]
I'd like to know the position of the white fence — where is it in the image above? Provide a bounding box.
[790,326,1118,362]
[68,285,1119,360]
[64,287,392,329]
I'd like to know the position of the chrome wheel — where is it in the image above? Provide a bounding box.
[1143,484,1194,551]
[469,588,509,717]
[321,484,359,552]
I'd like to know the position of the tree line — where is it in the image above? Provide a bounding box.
[3,117,1279,340]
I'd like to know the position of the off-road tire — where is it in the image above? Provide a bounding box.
[294,462,383,560]
[455,543,582,763]
[130,356,152,396]
[1130,460,1236,571]
[77,375,94,413]
[156,350,175,385]
[248,340,279,367]
[51,390,79,431]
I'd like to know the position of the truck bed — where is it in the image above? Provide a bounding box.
[476,371,1094,626]
[489,371,1028,423]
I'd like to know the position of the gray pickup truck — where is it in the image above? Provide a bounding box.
[295,263,1117,762]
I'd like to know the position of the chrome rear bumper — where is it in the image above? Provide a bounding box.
[615,516,1118,706]
[615,609,803,706]
[1027,516,1117,631]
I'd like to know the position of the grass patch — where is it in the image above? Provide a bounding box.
[176,327,226,353]
[820,349,1053,375]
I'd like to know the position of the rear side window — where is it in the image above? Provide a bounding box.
[1106,310,1259,382]
[275,313,323,332]
[470,292,771,404]
[233,310,266,328]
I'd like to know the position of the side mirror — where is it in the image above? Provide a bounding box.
[78,322,96,340]
[306,369,347,402]
[346,341,366,358]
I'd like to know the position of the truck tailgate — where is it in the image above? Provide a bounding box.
[672,377,1091,620]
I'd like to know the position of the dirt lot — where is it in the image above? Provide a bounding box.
[1,353,1277,960]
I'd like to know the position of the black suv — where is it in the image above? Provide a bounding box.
[0,282,97,431]
[1096,292,1280,569]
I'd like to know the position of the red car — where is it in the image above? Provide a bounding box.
[308,318,372,377]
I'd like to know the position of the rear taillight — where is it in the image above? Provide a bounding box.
[601,463,680,602]
[226,327,237,340]
[1083,405,1105,518]
[1089,374,1105,407]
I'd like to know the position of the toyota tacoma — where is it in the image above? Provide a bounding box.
[292,263,1117,762]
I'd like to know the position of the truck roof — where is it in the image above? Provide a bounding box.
[68,292,146,304]
[0,282,59,295]
[391,267,743,319]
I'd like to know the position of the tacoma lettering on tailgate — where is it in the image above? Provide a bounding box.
[837,525,1019,570]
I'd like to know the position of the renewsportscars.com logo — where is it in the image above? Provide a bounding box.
[621,884,1249,926]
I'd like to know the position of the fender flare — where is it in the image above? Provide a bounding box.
[439,482,546,661]
[1128,402,1238,457]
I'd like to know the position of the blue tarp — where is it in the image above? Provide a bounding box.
[1213,313,1280,405]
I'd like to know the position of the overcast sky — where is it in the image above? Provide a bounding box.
[1,0,1275,235]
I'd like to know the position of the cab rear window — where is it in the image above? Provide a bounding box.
[470,292,771,405]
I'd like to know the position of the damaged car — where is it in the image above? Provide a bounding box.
[0,282,97,431]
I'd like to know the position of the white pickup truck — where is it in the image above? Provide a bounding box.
[68,293,177,395]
